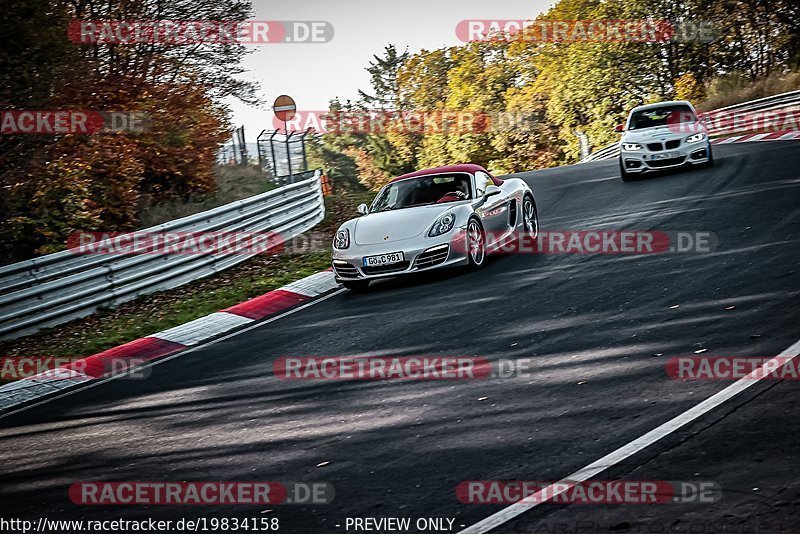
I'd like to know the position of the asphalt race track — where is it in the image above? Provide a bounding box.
[1,141,799,533]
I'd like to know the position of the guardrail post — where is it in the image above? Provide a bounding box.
[285,131,294,183]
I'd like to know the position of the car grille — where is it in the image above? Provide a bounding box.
[665,139,680,149]
[332,261,359,278]
[647,142,663,151]
[415,245,449,269]
[362,261,410,275]
[646,156,687,168]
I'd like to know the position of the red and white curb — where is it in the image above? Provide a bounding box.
[0,270,340,412]
[710,130,800,144]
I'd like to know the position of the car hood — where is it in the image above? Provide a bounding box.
[354,204,457,245]
[623,124,703,143]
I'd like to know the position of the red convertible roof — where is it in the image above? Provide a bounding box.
[390,164,504,185]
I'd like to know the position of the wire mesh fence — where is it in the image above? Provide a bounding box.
[257,129,310,183]
[217,126,250,166]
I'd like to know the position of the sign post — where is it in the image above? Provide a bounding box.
[273,95,297,181]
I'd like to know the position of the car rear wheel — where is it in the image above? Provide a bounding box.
[467,218,486,269]
[342,280,370,291]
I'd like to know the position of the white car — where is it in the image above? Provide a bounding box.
[331,164,538,290]
[617,100,713,181]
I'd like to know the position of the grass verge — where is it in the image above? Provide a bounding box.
[138,165,279,228]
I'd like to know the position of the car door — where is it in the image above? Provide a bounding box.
[473,171,511,246]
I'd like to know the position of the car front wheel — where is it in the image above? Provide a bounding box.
[467,218,486,269]
[522,194,539,239]
[620,158,635,182]
[704,145,714,168]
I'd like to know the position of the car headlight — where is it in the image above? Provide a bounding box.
[333,228,350,249]
[685,133,706,143]
[429,213,456,237]
[622,143,642,151]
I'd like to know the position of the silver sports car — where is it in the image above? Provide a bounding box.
[331,164,538,290]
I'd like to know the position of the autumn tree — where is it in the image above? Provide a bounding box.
[0,0,254,262]
[292,0,799,193]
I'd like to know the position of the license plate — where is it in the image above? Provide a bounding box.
[363,252,404,267]
[651,151,681,160]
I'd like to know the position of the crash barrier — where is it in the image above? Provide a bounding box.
[0,170,324,339]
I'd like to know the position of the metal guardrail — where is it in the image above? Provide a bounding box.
[0,170,325,340]
[581,143,621,163]
[579,90,800,163]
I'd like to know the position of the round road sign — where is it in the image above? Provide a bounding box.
[273,95,297,122]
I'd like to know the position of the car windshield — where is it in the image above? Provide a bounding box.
[628,104,696,130]
[370,173,472,212]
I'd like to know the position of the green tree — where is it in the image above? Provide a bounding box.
[358,44,409,110]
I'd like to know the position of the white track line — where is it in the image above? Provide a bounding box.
[0,289,346,420]
[459,337,800,534]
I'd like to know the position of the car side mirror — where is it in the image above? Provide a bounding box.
[484,185,501,198]
[357,203,369,215]
[614,124,625,133]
